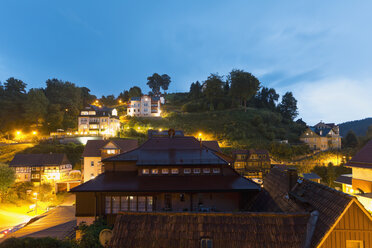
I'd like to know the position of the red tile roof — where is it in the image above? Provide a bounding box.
[345,139,372,169]
[9,154,70,167]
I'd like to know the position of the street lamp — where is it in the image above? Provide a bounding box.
[33,192,38,215]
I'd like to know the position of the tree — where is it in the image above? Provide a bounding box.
[160,74,171,94]
[203,74,224,106]
[0,78,27,131]
[78,217,112,248]
[229,69,260,112]
[128,86,142,98]
[189,81,202,99]
[44,104,64,132]
[147,73,171,95]
[0,163,15,202]
[256,87,279,109]
[366,125,372,140]
[81,87,96,107]
[118,90,130,102]
[23,88,49,126]
[344,130,358,148]
[278,92,298,121]
[100,95,116,107]
[147,73,163,95]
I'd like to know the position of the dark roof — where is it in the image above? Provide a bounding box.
[110,212,310,248]
[345,139,372,169]
[9,154,70,167]
[79,105,118,118]
[147,130,184,138]
[309,127,332,137]
[102,137,227,166]
[302,173,321,180]
[70,170,260,192]
[251,168,354,248]
[82,139,138,157]
[335,174,352,185]
[202,141,221,153]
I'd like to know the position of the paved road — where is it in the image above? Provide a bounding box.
[1,206,76,241]
[0,209,31,231]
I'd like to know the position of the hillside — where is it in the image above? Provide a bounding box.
[339,117,372,137]
[0,143,35,163]
[124,108,306,149]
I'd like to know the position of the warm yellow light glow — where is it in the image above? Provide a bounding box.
[159,128,162,132]
[350,188,354,193]
[33,192,38,196]
[95,100,99,103]
[16,131,21,136]
[32,131,37,135]
[198,132,202,137]
[137,127,141,130]
[119,100,122,103]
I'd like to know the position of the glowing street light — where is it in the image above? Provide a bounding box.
[16,131,21,136]
[32,131,37,135]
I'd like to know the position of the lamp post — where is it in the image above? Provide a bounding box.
[33,192,38,215]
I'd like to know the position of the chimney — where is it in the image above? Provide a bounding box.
[287,168,298,191]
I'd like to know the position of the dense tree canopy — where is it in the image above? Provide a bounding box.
[229,69,260,111]
[278,92,298,121]
[0,163,16,202]
[147,73,171,95]
[128,86,142,98]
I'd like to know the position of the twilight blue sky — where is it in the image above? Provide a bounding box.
[1,0,372,124]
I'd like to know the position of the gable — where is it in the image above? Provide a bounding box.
[102,141,119,149]
[319,200,372,248]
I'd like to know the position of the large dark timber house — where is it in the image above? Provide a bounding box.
[70,135,260,225]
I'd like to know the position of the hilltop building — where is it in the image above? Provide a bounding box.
[71,135,260,226]
[78,105,120,137]
[82,139,138,182]
[9,153,80,191]
[232,149,271,180]
[300,121,341,151]
[126,95,163,117]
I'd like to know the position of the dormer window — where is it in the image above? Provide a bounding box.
[184,168,191,174]
[193,168,201,174]
[212,168,221,174]
[151,169,159,174]
[162,169,169,174]
[142,169,149,175]
[171,168,179,174]
[200,238,213,248]
[203,168,210,174]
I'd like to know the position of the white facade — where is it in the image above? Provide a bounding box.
[127,95,162,117]
[78,106,120,136]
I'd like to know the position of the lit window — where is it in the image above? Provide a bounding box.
[91,173,95,179]
[121,196,129,211]
[129,196,137,211]
[151,169,159,174]
[200,238,213,248]
[105,196,111,214]
[171,168,179,174]
[112,196,120,213]
[142,169,149,175]
[107,149,116,154]
[193,168,201,174]
[162,169,169,174]
[346,240,363,248]
[213,168,221,174]
[203,168,211,174]
[138,196,146,212]
[184,168,191,174]
[91,161,94,167]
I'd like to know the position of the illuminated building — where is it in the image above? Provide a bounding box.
[300,121,341,151]
[232,149,271,179]
[82,139,138,182]
[78,105,120,136]
[127,95,163,117]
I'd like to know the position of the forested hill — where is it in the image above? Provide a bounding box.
[339,118,372,137]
